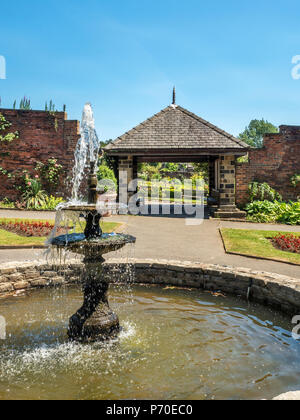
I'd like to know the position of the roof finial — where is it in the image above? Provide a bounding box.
[172,86,176,105]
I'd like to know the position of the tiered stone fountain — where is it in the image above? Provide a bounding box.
[51,163,135,342]
[51,104,135,343]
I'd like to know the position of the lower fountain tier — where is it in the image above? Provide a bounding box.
[51,233,136,257]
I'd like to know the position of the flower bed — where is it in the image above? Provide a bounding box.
[0,220,68,237]
[272,234,300,254]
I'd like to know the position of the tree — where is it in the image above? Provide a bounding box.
[238,119,278,148]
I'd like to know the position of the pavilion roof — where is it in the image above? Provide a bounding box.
[105,105,249,154]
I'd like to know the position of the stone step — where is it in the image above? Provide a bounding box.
[213,211,246,219]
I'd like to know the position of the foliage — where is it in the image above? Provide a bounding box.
[42,195,65,210]
[0,157,63,204]
[248,182,282,203]
[19,97,31,110]
[100,139,113,149]
[35,158,63,194]
[192,163,209,183]
[238,119,278,148]
[291,174,300,188]
[0,198,15,208]
[97,164,117,192]
[138,163,162,181]
[161,163,179,172]
[21,179,48,209]
[272,234,300,254]
[245,200,300,225]
[45,100,56,112]
[15,194,65,211]
[237,155,249,163]
[0,113,19,143]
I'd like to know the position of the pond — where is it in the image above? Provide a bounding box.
[0,284,299,400]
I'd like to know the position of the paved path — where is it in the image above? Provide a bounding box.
[0,210,55,220]
[0,210,299,279]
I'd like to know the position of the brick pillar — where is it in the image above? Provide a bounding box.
[118,156,133,205]
[214,155,246,219]
[219,155,236,206]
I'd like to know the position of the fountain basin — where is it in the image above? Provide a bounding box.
[0,284,300,400]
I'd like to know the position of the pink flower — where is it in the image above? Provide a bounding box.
[35,175,39,179]
[27,182,31,186]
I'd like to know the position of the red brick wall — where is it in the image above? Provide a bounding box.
[236,125,300,207]
[0,109,80,200]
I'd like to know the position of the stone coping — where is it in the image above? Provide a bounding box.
[0,258,299,315]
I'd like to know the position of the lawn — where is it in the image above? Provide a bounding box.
[0,218,122,247]
[220,228,300,265]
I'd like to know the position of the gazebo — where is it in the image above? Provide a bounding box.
[105,95,249,218]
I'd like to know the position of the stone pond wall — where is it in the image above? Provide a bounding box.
[0,109,80,200]
[236,125,300,207]
[0,259,300,316]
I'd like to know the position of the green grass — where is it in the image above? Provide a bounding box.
[221,228,300,265]
[0,218,122,247]
[0,230,46,246]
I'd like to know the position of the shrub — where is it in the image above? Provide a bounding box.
[42,196,65,210]
[248,182,282,203]
[35,158,63,194]
[0,198,15,208]
[97,164,117,192]
[22,179,48,209]
[246,200,300,225]
[291,174,300,188]
[161,163,179,172]
[138,163,162,181]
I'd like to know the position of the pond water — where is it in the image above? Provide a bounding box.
[0,284,299,400]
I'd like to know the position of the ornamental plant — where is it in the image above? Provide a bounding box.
[272,234,300,254]
[97,164,117,193]
[291,174,300,188]
[0,113,19,143]
[246,200,300,225]
[35,158,63,194]
[248,182,282,203]
[0,219,68,237]
[21,178,48,209]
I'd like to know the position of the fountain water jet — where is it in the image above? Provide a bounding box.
[51,103,135,342]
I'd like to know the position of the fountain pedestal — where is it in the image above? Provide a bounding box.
[68,257,120,342]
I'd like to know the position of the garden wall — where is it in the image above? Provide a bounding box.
[236,125,300,206]
[0,109,80,200]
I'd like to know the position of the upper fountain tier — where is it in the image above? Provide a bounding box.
[51,103,135,252]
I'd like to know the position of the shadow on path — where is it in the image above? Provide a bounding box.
[134,203,211,219]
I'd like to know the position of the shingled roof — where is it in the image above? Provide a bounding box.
[105,105,249,154]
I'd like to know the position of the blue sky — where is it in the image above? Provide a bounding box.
[0,0,300,140]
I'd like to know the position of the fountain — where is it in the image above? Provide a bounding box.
[2,103,299,401]
[50,103,135,342]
